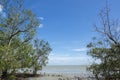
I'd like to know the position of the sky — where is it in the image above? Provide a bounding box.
[24,0,120,65]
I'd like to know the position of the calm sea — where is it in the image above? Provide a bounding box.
[38,65,91,76]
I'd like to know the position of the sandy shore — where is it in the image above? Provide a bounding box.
[26,73,92,80]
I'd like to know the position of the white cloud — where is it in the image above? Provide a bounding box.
[38,17,44,20]
[0,5,3,12]
[38,24,43,28]
[48,53,93,65]
[72,48,87,52]
[37,17,44,28]
[48,56,93,65]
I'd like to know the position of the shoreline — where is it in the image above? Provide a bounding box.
[26,73,94,80]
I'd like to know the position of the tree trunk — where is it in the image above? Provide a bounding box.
[33,67,37,75]
[1,69,8,79]
[95,74,100,80]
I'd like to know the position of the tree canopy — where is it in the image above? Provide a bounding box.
[87,4,120,80]
[0,0,52,79]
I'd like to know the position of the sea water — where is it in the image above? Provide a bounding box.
[38,65,91,77]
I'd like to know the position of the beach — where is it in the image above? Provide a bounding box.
[27,74,89,80]
[26,65,93,80]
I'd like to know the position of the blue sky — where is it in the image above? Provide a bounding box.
[24,0,120,65]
